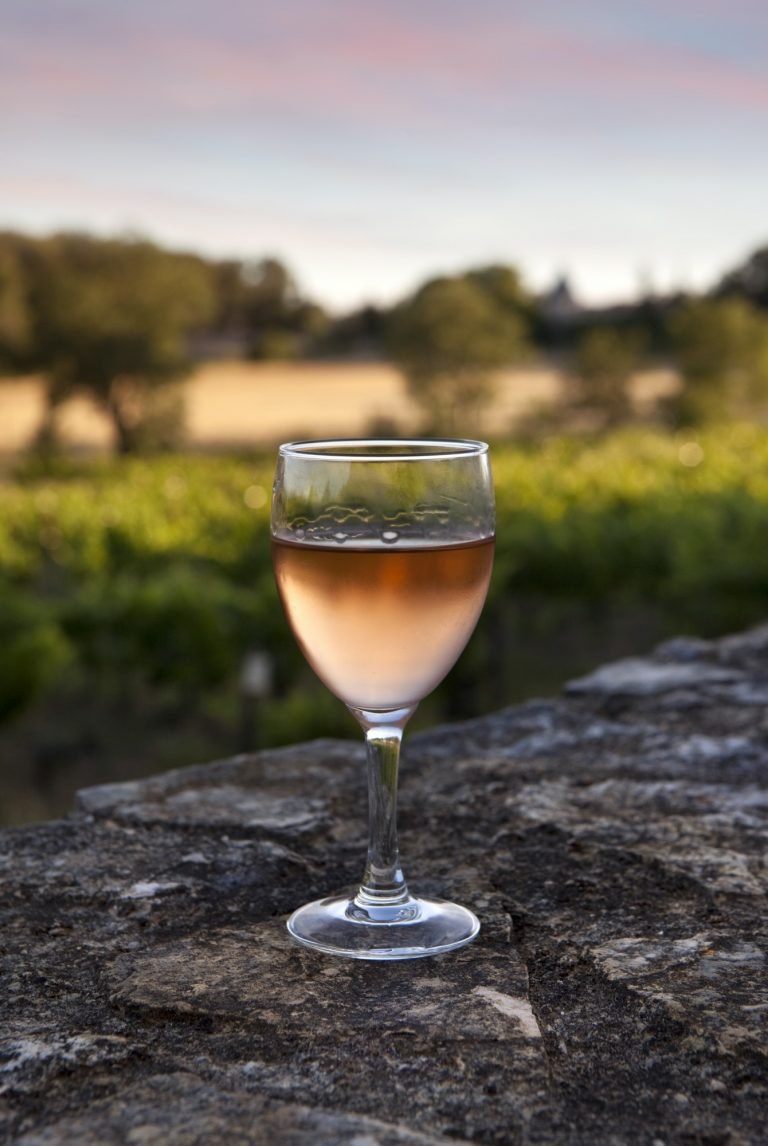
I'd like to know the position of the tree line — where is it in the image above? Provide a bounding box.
[3,229,768,452]
[384,252,768,435]
[0,232,326,452]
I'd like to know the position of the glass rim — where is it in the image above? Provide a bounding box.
[277,438,489,462]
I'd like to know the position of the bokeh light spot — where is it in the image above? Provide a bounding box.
[164,474,187,499]
[678,441,704,468]
[244,484,267,509]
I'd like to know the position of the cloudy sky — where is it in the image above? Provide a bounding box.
[2,0,767,309]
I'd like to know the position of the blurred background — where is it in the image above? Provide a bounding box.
[2,0,768,824]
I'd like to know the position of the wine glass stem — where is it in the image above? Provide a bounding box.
[353,712,413,907]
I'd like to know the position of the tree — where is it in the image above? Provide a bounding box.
[31,235,215,453]
[668,298,768,425]
[464,264,535,322]
[0,233,33,369]
[569,327,645,428]
[388,276,529,434]
[208,256,325,359]
[717,245,768,309]
[317,304,386,359]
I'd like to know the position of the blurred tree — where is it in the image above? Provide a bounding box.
[0,583,73,721]
[242,257,296,317]
[717,245,768,309]
[208,259,249,331]
[0,233,33,369]
[465,264,535,320]
[669,298,768,425]
[208,256,326,359]
[569,327,646,427]
[388,276,529,433]
[30,235,215,453]
[317,304,386,359]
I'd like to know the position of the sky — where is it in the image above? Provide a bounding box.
[2,0,768,311]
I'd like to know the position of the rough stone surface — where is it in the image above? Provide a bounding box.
[1,627,767,1144]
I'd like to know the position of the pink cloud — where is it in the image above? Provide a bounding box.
[2,3,768,137]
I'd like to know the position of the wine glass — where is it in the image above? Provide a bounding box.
[271,439,495,960]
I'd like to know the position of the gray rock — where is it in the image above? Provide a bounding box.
[15,1073,468,1145]
[1,625,767,1144]
[566,656,743,696]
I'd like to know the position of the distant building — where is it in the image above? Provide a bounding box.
[540,276,582,328]
[539,275,674,338]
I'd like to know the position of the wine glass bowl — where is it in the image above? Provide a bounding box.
[271,439,495,959]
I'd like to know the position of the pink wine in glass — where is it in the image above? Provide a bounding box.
[273,536,494,711]
[272,438,495,960]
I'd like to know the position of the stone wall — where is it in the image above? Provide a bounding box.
[1,627,766,1144]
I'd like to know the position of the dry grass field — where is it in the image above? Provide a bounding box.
[0,361,564,454]
[0,360,676,455]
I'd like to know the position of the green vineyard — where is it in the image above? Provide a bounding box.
[2,425,768,758]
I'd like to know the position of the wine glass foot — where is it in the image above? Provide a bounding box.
[286,893,480,960]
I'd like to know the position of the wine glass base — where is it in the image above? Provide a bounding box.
[286,893,480,960]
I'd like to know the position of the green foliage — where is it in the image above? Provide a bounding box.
[0,584,73,720]
[464,264,535,322]
[569,327,646,427]
[717,245,768,309]
[250,330,302,361]
[3,429,768,728]
[388,275,529,433]
[0,235,33,368]
[0,455,289,719]
[668,298,768,425]
[0,231,325,449]
[119,385,188,453]
[260,687,356,747]
[210,257,327,358]
[61,567,263,689]
[28,234,215,453]
[316,304,385,358]
[491,425,768,603]
[0,455,274,582]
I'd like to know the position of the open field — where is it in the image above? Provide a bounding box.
[0,361,679,455]
[0,358,679,458]
[1,360,573,454]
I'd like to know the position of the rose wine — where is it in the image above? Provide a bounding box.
[272,536,494,711]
